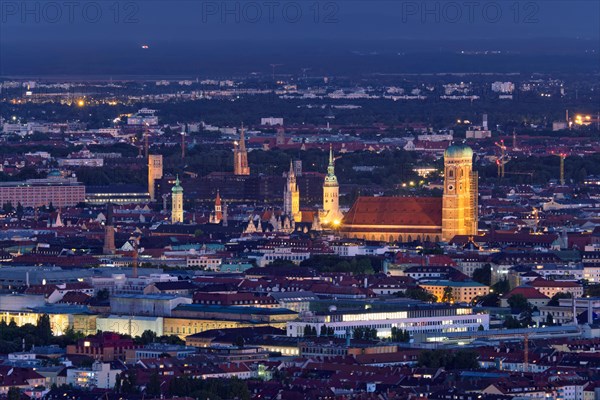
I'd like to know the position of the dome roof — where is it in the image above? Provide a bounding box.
[172,176,183,193]
[444,144,473,159]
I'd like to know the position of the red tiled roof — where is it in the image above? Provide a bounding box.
[529,278,581,288]
[342,197,442,227]
[58,291,92,304]
[503,286,549,300]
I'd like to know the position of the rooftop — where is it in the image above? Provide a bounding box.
[173,304,297,316]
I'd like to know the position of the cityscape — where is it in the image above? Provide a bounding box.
[0,2,600,400]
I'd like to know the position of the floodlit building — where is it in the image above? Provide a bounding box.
[419,280,490,303]
[0,176,84,208]
[233,125,250,175]
[287,304,488,338]
[319,145,343,226]
[283,161,301,222]
[66,361,122,389]
[340,144,477,243]
[148,154,163,201]
[171,176,184,223]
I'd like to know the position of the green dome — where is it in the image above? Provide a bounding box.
[445,144,473,159]
[172,176,183,193]
[48,170,61,177]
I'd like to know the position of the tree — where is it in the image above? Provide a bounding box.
[119,370,138,394]
[139,330,157,345]
[472,264,492,286]
[303,325,315,337]
[492,279,510,295]
[391,327,410,342]
[268,258,296,268]
[548,292,572,307]
[16,203,24,221]
[353,327,378,341]
[2,202,14,214]
[403,287,436,302]
[352,327,365,340]
[36,314,53,345]
[114,373,122,393]
[441,286,455,303]
[7,387,20,400]
[507,294,530,313]
[146,370,162,398]
[234,335,244,347]
[418,349,478,370]
[503,315,524,329]
[451,349,479,369]
[546,313,555,326]
[473,292,500,307]
[320,325,328,337]
[95,288,110,301]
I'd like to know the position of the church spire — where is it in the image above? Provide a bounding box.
[327,144,335,176]
[171,175,184,223]
[239,123,246,150]
[284,159,300,222]
[320,145,342,226]
[234,123,250,175]
[324,145,338,186]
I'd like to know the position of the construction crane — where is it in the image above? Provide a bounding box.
[270,63,283,81]
[301,67,312,80]
[552,152,567,185]
[144,122,150,159]
[180,125,186,160]
[495,140,509,178]
[523,332,530,373]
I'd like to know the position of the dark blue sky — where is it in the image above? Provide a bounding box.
[1,1,599,76]
[2,1,598,41]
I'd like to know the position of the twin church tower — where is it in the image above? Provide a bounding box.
[283,145,342,227]
[148,125,476,241]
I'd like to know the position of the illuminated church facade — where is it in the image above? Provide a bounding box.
[319,145,343,227]
[339,144,478,242]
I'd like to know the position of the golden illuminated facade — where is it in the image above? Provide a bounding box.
[209,190,223,224]
[233,125,250,175]
[148,154,163,201]
[283,161,301,222]
[0,311,96,336]
[420,281,489,303]
[165,318,288,339]
[340,144,478,243]
[319,145,343,226]
[171,176,184,223]
[441,144,478,241]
